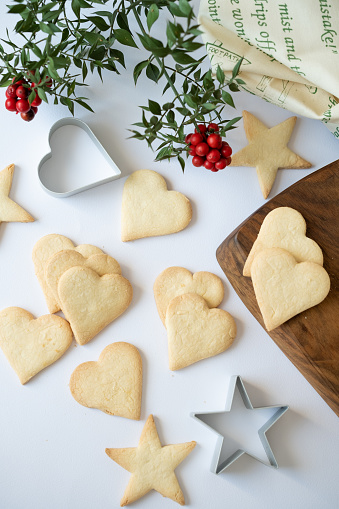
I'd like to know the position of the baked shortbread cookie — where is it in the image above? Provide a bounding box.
[154,266,224,325]
[251,247,330,331]
[106,414,196,506]
[166,293,236,370]
[58,266,132,345]
[0,307,72,384]
[0,164,34,224]
[243,207,323,276]
[32,234,103,314]
[70,342,142,420]
[45,250,121,308]
[230,111,311,199]
[121,170,192,241]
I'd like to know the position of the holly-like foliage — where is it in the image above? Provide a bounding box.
[0,0,244,168]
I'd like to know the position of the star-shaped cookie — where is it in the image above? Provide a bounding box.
[106,414,196,506]
[0,164,34,224]
[230,111,311,199]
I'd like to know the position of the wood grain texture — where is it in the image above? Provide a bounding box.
[216,161,339,416]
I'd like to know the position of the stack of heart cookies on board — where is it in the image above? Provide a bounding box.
[154,267,237,370]
[243,207,331,331]
[32,233,133,345]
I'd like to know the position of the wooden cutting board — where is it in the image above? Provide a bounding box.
[216,161,339,416]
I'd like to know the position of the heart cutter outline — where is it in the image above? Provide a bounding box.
[37,117,121,198]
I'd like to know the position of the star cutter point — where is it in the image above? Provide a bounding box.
[191,375,288,474]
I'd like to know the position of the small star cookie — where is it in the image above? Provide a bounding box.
[230,111,311,199]
[106,414,196,506]
[0,164,34,224]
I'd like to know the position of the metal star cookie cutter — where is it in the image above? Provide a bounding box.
[38,117,121,198]
[191,375,288,473]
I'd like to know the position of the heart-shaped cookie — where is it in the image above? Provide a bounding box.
[243,207,323,276]
[0,307,73,384]
[154,267,224,325]
[251,248,331,331]
[58,267,133,345]
[33,234,103,314]
[69,342,142,419]
[121,170,192,241]
[45,250,121,308]
[165,293,236,370]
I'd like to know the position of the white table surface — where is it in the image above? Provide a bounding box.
[0,4,338,509]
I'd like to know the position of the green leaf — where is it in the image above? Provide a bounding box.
[183,93,197,109]
[232,57,243,78]
[222,90,235,108]
[82,62,88,81]
[147,4,159,31]
[178,155,185,172]
[109,49,125,67]
[86,16,110,31]
[37,87,48,103]
[201,103,217,111]
[114,29,138,48]
[8,5,26,13]
[148,100,161,115]
[146,62,160,82]
[75,98,94,112]
[133,60,148,84]
[179,0,192,16]
[216,65,225,84]
[116,12,129,31]
[168,2,187,17]
[172,51,196,65]
[229,83,239,92]
[84,32,101,45]
[176,106,190,116]
[155,146,172,161]
[224,116,242,130]
[166,110,175,123]
[89,46,106,60]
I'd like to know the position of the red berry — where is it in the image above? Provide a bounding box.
[203,160,215,170]
[211,168,219,172]
[225,156,232,166]
[189,146,196,156]
[16,99,30,113]
[190,133,204,146]
[192,155,205,167]
[185,133,193,145]
[195,124,207,134]
[31,106,38,114]
[31,93,42,107]
[12,78,26,86]
[215,158,227,170]
[21,109,35,122]
[195,142,209,157]
[207,133,222,149]
[221,143,232,158]
[208,122,219,132]
[5,98,17,112]
[6,85,17,98]
[16,85,29,99]
[206,149,221,163]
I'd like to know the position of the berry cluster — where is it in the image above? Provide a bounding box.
[185,123,232,172]
[4,75,51,122]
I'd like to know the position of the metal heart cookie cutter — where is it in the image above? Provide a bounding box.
[191,375,289,473]
[37,117,121,198]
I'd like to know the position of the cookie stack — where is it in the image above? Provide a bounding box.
[154,267,237,370]
[243,207,331,331]
[33,234,133,345]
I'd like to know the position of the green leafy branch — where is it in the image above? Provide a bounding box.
[0,0,245,168]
